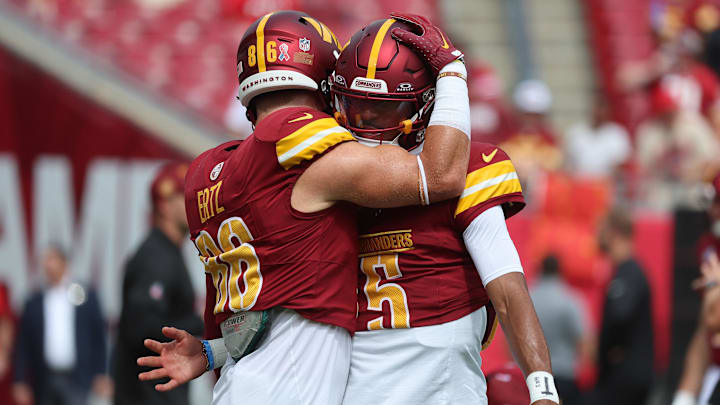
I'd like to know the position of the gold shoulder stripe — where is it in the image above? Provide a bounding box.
[276,118,354,169]
[367,19,396,79]
[256,12,274,73]
[454,160,522,216]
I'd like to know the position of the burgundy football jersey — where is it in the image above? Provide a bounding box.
[356,143,525,339]
[185,107,358,333]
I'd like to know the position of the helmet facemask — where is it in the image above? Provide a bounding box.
[331,83,434,150]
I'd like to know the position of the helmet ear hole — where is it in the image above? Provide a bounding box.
[334,111,346,125]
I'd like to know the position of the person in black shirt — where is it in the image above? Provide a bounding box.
[589,207,654,405]
[113,163,203,405]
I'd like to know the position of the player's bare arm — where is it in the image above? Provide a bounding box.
[485,273,556,405]
[293,14,470,212]
[463,198,556,404]
[673,324,710,405]
[294,132,468,210]
[672,254,720,405]
[701,253,720,332]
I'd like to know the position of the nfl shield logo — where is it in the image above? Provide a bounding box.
[299,38,310,52]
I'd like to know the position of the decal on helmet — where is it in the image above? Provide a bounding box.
[351,77,388,93]
[294,52,314,65]
[396,82,414,92]
[367,18,396,79]
[278,43,290,61]
[334,75,347,87]
[422,88,435,103]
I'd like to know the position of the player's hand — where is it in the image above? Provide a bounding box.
[389,12,464,75]
[137,326,206,391]
[693,252,720,291]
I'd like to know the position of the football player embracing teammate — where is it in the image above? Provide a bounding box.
[135,10,471,405]
[332,15,559,405]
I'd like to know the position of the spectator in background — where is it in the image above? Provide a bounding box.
[500,79,562,171]
[13,245,109,405]
[635,87,720,210]
[588,208,654,405]
[0,283,14,405]
[500,79,563,201]
[618,25,720,131]
[113,163,203,405]
[468,62,514,145]
[486,363,531,405]
[530,255,588,405]
[564,92,632,179]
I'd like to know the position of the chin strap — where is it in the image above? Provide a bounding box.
[354,134,401,147]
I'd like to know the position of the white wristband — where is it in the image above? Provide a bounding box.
[526,371,559,404]
[416,156,430,205]
[428,60,470,139]
[208,338,228,370]
[671,390,697,405]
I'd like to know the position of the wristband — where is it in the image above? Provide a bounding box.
[526,371,559,404]
[428,60,470,139]
[671,390,697,405]
[417,156,430,206]
[437,71,467,81]
[208,338,228,369]
[200,339,213,371]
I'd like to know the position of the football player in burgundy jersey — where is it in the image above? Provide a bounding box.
[673,174,720,405]
[135,10,472,405]
[331,15,558,405]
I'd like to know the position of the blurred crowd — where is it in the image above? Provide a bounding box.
[467,29,720,214]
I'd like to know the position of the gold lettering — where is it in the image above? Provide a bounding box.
[203,188,211,220]
[358,230,415,256]
[390,234,399,249]
[380,236,391,250]
[213,181,225,216]
[197,182,226,224]
[404,233,413,248]
[197,190,207,223]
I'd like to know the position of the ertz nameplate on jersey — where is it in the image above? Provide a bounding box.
[220,310,271,362]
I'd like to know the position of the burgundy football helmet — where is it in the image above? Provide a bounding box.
[236,11,341,119]
[331,18,435,150]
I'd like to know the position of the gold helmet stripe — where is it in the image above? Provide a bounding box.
[367,18,396,79]
[256,12,274,72]
[319,21,337,44]
[303,17,325,38]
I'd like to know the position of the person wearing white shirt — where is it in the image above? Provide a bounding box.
[12,246,110,405]
[565,95,632,178]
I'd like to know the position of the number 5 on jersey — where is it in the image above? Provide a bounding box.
[360,254,410,330]
[194,217,263,313]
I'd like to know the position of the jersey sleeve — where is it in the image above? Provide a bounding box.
[453,143,525,230]
[257,108,355,170]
